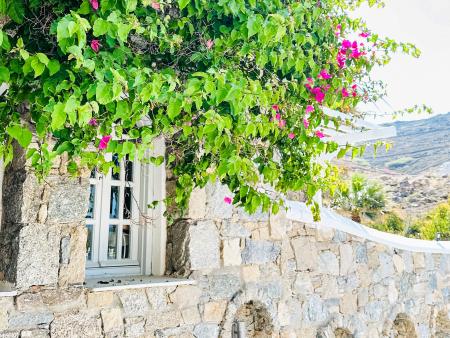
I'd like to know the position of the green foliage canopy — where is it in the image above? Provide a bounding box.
[0,0,418,217]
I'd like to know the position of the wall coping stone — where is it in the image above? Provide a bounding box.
[84,275,196,292]
[0,281,17,297]
[287,200,450,254]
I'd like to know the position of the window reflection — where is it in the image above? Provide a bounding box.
[108,224,117,259]
[110,186,120,219]
[124,187,132,219]
[122,225,130,259]
[86,185,95,219]
[125,156,133,182]
[86,224,93,260]
[112,154,120,180]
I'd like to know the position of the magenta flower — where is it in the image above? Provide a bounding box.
[288,132,295,139]
[98,135,111,150]
[359,32,370,38]
[342,40,352,49]
[303,118,309,129]
[352,91,357,97]
[224,197,232,204]
[90,40,101,53]
[315,130,325,139]
[89,0,99,10]
[278,119,286,128]
[306,105,314,114]
[312,87,325,103]
[337,53,346,68]
[151,1,160,10]
[88,118,98,127]
[272,104,280,112]
[318,69,331,80]
[275,113,281,121]
[351,84,357,90]
[341,88,349,97]
[206,39,214,49]
[335,24,342,37]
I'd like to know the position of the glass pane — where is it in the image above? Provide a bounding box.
[107,224,117,259]
[122,225,130,259]
[86,224,93,261]
[123,187,132,219]
[125,156,133,182]
[90,168,96,178]
[86,185,95,219]
[110,186,120,219]
[112,154,120,180]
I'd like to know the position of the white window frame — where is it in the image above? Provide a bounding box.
[85,137,166,277]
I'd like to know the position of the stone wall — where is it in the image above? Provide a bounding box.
[0,174,449,337]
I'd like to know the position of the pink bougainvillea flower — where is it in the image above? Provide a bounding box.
[224,197,232,204]
[318,69,331,80]
[288,132,295,139]
[278,119,286,128]
[303,118,310,129]
[206,39,214,49]
[305,105,314,114]
[275,113,281,121]
[98,135,111,150]
[351,84,357,90]
[337,53,346,68]
[90,40,100,53]
[359,32,370,38]
[88,118,98,127]
[341,88,349,97]
[272,104,280,111]
[352,91,357,97]
[352,41,358,49]
[89,0,99,10]
[335,24,342,37]
[342,40,352,49]
[312,87,325,103]
[151,1,160,10]
[307,77,314,83]
[315,130,325,139]
[322,84,330,92]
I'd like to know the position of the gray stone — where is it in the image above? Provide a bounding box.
[355,244,368,264]
[220,222,250,238]
[206,273,241,300]
[205,182,233,219]
[50,311,102,338]
[8,311,53,329]
[0,332,20,338]
[234,207,268,222]
[124,317,145,337]
[364,301,384,322]
[189,221,220,270]
[47,177,90,224]
[193,323,220,338]
[291,237,318,271]
[118,289,150,317]
[304,295,328,323]
[318,251,339,276]
[241,239,280,264]
[19,329,49,338]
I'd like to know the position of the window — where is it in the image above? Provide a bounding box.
[85,138,166,277]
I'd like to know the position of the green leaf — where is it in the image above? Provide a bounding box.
[47,60,60,75]
[30,58,45,78]
[93,18,109,37]
[0,66,10,82]
[247,15,262,38]
[51,102,67,130]
[117,23,131,42]
[36,53,49,66]
[55,141,73,155]
[178,0,190,10]
[6,125,32,148]
[7,0,25,23]
[167,96,183,120]
[78,103,92,126]
[64,96,79,125]
[96,82,113,105]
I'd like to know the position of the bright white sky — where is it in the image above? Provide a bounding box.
[352,0,450,122]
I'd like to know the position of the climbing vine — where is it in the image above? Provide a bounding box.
[0,0,419,218]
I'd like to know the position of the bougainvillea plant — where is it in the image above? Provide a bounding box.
[0,0,419,219]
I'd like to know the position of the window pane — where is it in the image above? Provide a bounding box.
[122,225,130,259]
[112,154,120,180]
[90,168,96,178]
[123,187,132,219]
[86,185,95,219]
[86,224,93,261]
[125,156,133,182]
[107,224,117,259]
[110,186,120,219]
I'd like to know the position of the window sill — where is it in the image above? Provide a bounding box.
[83,275,196,292]
[0,282,18,297]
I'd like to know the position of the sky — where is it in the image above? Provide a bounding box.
[351,0,450,122]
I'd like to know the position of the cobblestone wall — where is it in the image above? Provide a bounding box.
[0,171,449,337]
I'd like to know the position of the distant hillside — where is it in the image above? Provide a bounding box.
[362,113,450,175]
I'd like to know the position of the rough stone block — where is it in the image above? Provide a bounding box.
[87,291,114,309]
[193,323,220,338]
[8,311,53,330]
[205,182,233,219]
[0,310,7,331]
[181,306,201,325]
[118,289,150,317]
[41,288,85,313]
[58,225,87,286]
[169,285,202,309]
[241,265,260,283]
[124,317,145,337]
[316,226,335,242]
[222,239,242,266]
[188,187,206,220]
[203,301,227,322]
[340,292,357,314]
[50,311,102,338]
[318,251,339,276]
[47,177,90,224]
[393,254,405,273]
[291,237,317,271]
[220,222,250,238]
[101,308,124,336]
[339,244,354,275]
[241,239,280,264]
[15,293,45,311]
[269,209,288,240]
[189,221,220,270]
[413,252,426,270]
[19,330,49,338]
[206,272,241,300]
[15,223,60,289]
